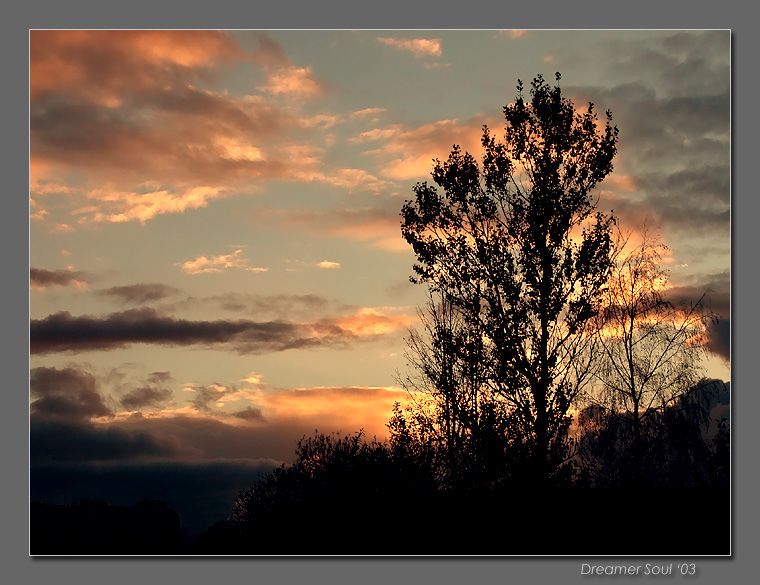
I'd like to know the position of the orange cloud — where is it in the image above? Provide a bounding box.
[259,65,324,97]
[259,385,409,439]
[177,248,268,275]
[350,107,387,119]
[30,30,248,103]
[362,118,493,180]
[79,186,224,224]
[29,31,392,225]
[376,37,442,58]
[317,260,341,269]
[323,307,416,337]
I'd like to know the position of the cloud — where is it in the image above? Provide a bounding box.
[177,249,268,275]
[80,186,227,224]
[30,308,321,355]
[317,260,341,269]
[121,385,174,410]
[30,306,415,355]
[321,307,415,337]
[29,31,327,224]
[30,30,249,103]
[28,358,411,532]
[376,37,442,58]
[360,117,492,180]
[350,107,387,119]
[250,205,408,252]
[598,30,729,99]
[661,270,730,362]
[564,73,728,242]
[232,406,266,422]
[30,267,90,291]
[99,283,182,304]
[257,385,409,441]
[203,292,335,320]
[31,92,290,207]
[30,31,389,225]
[30,416,174,463]
[258,65,324,97]
[248,33,325,98]
[30,366,112,420]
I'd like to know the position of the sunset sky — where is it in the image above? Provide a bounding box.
[29,29,730,532]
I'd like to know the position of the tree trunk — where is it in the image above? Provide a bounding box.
[632,397,641,487]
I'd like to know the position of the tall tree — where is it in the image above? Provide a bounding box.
[400,73,618,485]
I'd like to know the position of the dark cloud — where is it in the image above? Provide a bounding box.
[600,31,729,99]
[30,267,89,289]
[188,383,237,412]
[120,385,173,410]
[662,271,730,362]
[567,35,729,242]
[249,32,290,69]
[30,415,174,463]
[665,271,730,318]
[156,292,340,321]
[569,85,729,172]
[705,317,730,363]
[635,166,729,207]
[148,371,172,383]
[30,307,359,355]
[30,366,111,419]
[211,292,336,319]
[232,406,266,422]
[99,283,181,304]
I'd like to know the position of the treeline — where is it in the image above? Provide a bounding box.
[194,378,728,555]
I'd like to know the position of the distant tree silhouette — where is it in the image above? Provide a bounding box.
[400,73,618,485]
[578,226,710,486]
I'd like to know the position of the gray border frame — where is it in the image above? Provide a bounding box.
[9,1,755,583]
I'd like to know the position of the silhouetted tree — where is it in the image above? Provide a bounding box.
[580,226,709,486]
[400,73,618,485]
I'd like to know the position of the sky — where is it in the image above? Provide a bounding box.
[29,29,730,532]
